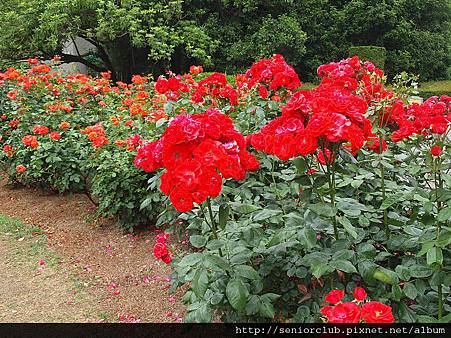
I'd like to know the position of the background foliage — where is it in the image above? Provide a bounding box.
[0,0,449,82]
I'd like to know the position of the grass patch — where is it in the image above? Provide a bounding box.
[418,80,451,99]
[0,214,61,268]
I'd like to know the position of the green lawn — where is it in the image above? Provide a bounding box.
[418,80,451,99]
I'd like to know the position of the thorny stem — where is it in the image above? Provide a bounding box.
[433,157,443,319]
[323,145,338,240]
[379,134,390,239]
[206,197,224,257]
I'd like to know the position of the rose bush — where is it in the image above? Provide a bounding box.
[1,55,450,323]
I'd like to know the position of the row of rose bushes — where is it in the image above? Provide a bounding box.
[0,55,450,323]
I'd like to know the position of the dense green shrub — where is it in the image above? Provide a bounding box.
[1,55,450,324]
[349,46,387,69]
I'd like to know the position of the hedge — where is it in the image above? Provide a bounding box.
[349,46,387,70]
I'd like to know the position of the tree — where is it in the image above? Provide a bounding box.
[0,0,216,81]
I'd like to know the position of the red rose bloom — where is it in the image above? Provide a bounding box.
[361,301,395,323]
[152,233,172,264]
[153,243,168,259]
[16,165,27,173]
[170,188,194,213]
[135,110,259,212]
[325,289,345,305]
[33,125,49,135]
[431,145,442,157]
[353,287,367,301]
[326,302,361,323]
[49,132,61,141]
[259,85,269,99]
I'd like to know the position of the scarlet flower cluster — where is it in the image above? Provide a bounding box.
[82,124,108,148]
[16,164,27,173]
[22,135,39,149]
[49,132,61,141]
[317,56,388,103]
[191,73,238,105]
[190,65,203,75]
[3,144,14,156]
[33,125,49,135]
[320,288,395,323]
[153,232,172,264]
[249,57,374,161]
[391,96,450,142]
[245,54,301,91]
[155,75,190,100]
[135,109,259,212]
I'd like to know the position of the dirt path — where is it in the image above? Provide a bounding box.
[0,179,185,322]
[0,233,99,322]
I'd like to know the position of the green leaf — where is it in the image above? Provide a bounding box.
[156,117,167,128]
[437,230,451,247]
[403,282,418,300]
[398,302,416,323]
[190,235,207,248]
[395,265,411,281]
[409,264,433,278]
[336,198,367,217]
[426,247,443,265]
[309,203,337,217]
[331,259,357,273]
[293,157,307,173]
[231,203,261,214]
[234,265,259,280]
[192,269,209,299]
[338,216,358,239]
[218,204,229,230]
[437,207,451,222]
[373,269,394,284]
[311,263,333,279]
[226,279,248,311]
[205,254,231,271]
[179,253,203,267]
[259,299,275,319]
[302,224,317,248]
[417,241,434,256]
[253,209,282,221]
[380,192,405,210]
[417,315,438,323]
[392,283,402,301]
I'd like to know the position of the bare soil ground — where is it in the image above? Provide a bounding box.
[0,178,185,322]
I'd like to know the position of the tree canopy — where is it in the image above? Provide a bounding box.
[0,0,449,82]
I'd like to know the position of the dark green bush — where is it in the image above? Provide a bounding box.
[349,46,387,70]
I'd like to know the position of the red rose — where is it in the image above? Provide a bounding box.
[33,125,49,135]
[325,289,345,304]
[320,306,334,318]
[361,301,395,323]
[326,302,361,323]
[153,243,168,259]
[190,65,203,75]
[258,85,269,99]
[169,188,194,213]
[431,145,442,157]
[156,233,170,244]
[49,132,61,141]
[155,78,169,94]
[353,287,367,301]
[16,165,26,173]
[161,254,172,264]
